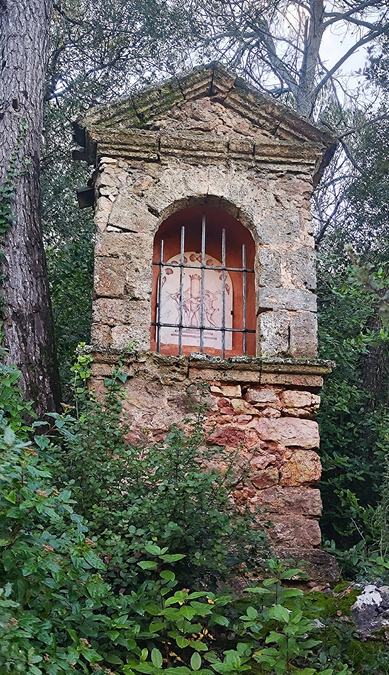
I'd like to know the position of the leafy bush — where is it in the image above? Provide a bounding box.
[1,359,389,673]
[318,260,389,579]
[51,354,267,591]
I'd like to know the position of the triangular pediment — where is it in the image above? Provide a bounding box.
[76,62,334,148]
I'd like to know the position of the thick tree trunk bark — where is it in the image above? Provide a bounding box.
[0,0,60,414]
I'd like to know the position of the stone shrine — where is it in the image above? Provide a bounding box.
[74,63,338,582]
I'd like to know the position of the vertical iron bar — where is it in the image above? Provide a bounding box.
[242,244,247,355]
[221,227,226,359]
[178,225,185,356]
[156,238,164,353]
[199,215,206,352]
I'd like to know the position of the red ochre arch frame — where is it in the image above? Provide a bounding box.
[150,205,256,357]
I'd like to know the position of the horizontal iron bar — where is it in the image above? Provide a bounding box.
[153,261,254,273]
[152,322,255,333]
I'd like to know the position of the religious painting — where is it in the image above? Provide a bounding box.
[159,252,233,350]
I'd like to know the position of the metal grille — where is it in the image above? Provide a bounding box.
[152,215,255,357]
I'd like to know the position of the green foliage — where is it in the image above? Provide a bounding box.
[1,362,389,673]
[0,360,34,432]
[318,258,389,579]
[51,356,267,591]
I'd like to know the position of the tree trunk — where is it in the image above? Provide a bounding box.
[0,0,60,414]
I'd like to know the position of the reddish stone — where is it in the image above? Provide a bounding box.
[266,514,322,547]
[249,453,278,471]
[231,398,261,415]
[235,414,253,424]
[207,425,247,448]
[251,467,279,489]
[233,486,257,505]
[257,486,322,516]
[280,449,321,486]
[245,387,281,405]
[217,397,234,414]
[253,417,320,449]
[258,407,281,418]
[218,384,242,398]
[281,390,320,409]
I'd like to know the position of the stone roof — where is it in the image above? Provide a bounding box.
[73,62,336,184]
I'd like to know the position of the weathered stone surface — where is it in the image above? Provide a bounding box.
[280,390,320,417]
[93,298,127,326]
[281,390,320,409]
[267,514,322,547]
[94,257,125,297]
[208,425,248,449]
[253,418,320,448]
[257,287,317,313]
[281,248,316,291]
[251,467,279,489]
[257,486,322,516]
[95,232,136,258]
[260,372,324,388]
[289,311,318,357]
[91,322,112,348]
[280,449,322,486]
[216,384,242,398]
[108,195,157,233]
[258,310,290,356]
[245,387,281,405]
[231,398,262,416]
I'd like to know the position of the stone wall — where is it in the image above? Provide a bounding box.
[91,352,337,583]
[92,153,318,358]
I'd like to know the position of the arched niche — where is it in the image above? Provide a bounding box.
[150,204,256,357]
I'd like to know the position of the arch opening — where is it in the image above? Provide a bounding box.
[151,205,256,357]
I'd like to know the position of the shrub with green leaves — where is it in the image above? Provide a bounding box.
[318,260,389,580]
[51,359,267,591]
[2,360,389,673]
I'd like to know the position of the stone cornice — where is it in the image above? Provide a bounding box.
[86,127,324,175]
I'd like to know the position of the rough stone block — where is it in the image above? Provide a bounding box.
[258,310,289,356]
[256,247,282,287]
[257,287,317,312]
[91,322,112,348]
[93,298,127,326]
[251,466,279,489]
[257,486,322,516]
[245,387,281,405]
[260,372,324,388]
[289,311,318,357]
[281,390,320,409]
[95,232,137,258]
[280,449,322,485]
[253,417,320,448]
[267,514,322,547]
[108,194,157,233]
[231,398,262,416]
[219,384,242,397]
[94,257,125,297]
[281,248,316,290]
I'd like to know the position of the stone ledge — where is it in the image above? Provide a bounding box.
[93,348,334,373]
[92,350,334,389]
